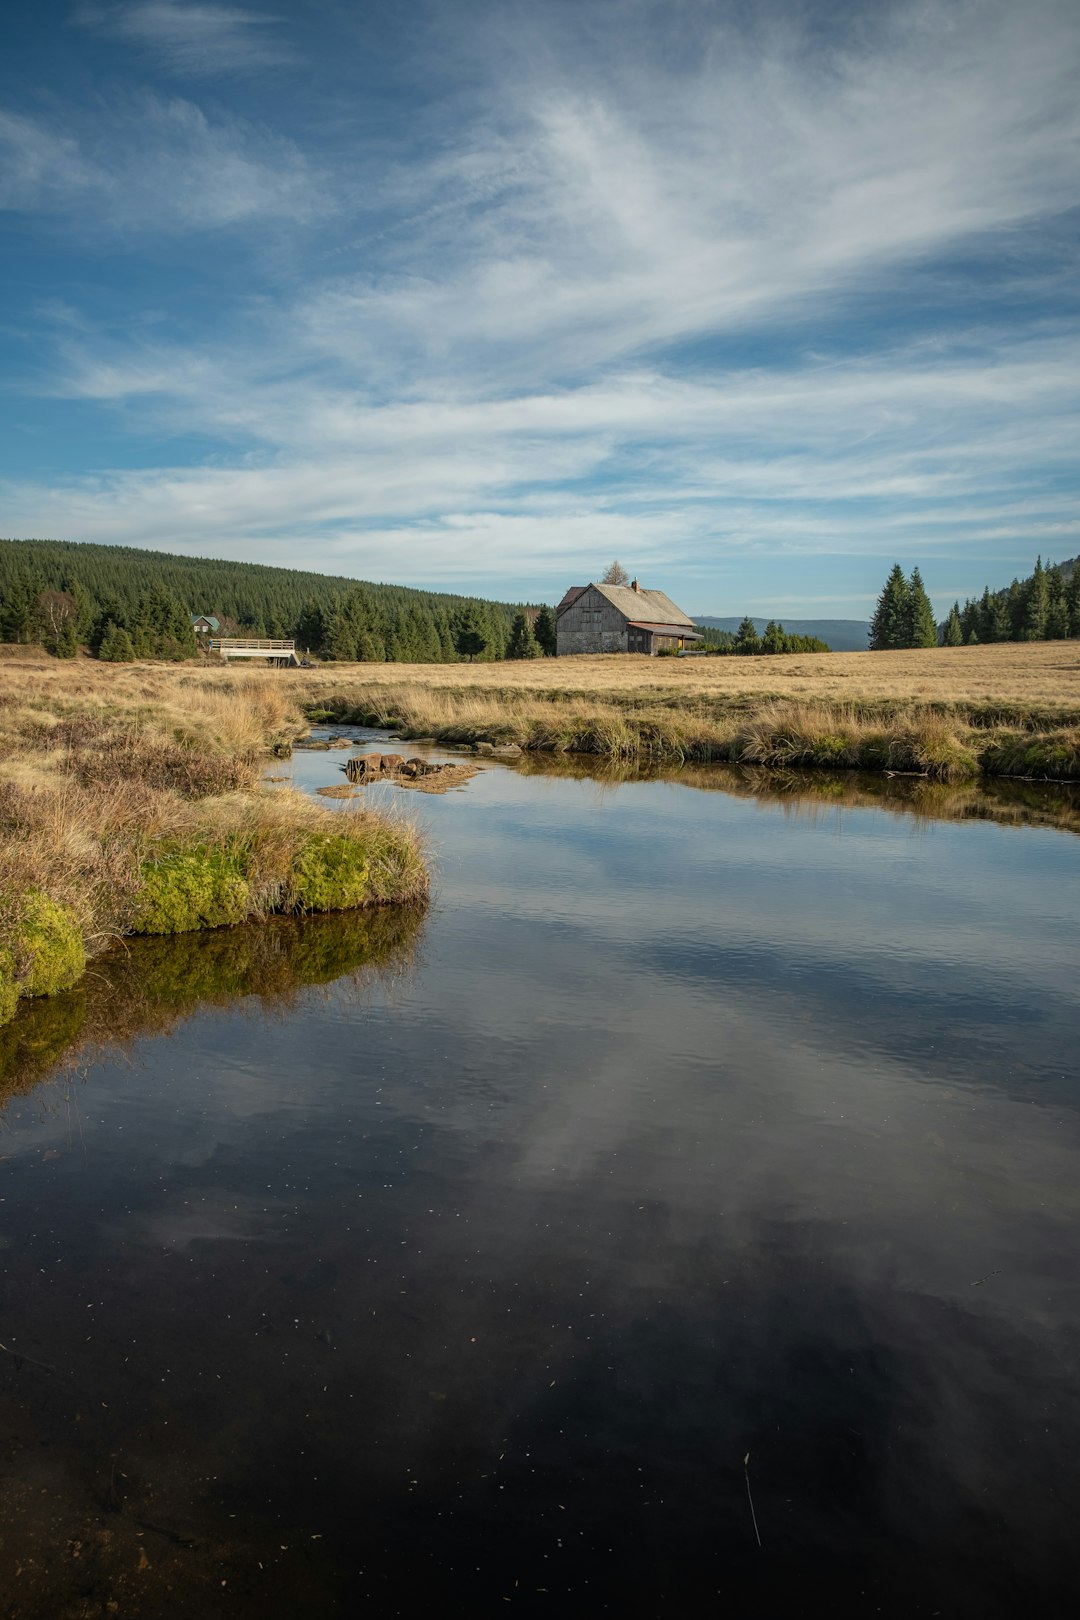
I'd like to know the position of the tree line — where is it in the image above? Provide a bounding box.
[725,618,831,655]
[0,539,557,663]
[870,556,1080,649]
[947,555,1080,646]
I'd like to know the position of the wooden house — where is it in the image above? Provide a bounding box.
[555,579,701,656]
[191,614,220,635]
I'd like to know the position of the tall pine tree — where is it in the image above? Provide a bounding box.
[507,611,541,659]
[532,604,557,656]
[907,568,938,648]
[869,565,911,649]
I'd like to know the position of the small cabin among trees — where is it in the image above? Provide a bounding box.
[555,580,701,656]
[191,614,220,635]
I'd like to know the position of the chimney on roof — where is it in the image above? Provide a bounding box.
[631,578,640,592]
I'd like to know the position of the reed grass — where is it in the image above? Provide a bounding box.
[304,681,1078,783]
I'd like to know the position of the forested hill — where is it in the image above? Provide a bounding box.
[0,538,532,662]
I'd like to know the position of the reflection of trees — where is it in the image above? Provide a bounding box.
[0,904,426,1104]
[512,754,1080,837]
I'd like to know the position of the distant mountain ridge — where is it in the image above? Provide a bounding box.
[692,615,869,652]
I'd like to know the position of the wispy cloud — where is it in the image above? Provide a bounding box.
[6,326,1079,602]
[296,1,1080,390]
[0,93,321,228]
[77,1,295,77]
[4,0,1080,608]
[0,111,97,211]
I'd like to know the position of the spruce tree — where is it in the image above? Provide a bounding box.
[989,594,1011,643]
[1067,569,1080,636]
[1006,580,1024,639]
[55,621,80,658]
[1046,596,1070,640]
[907,568,938,648]
[944,603,963,645]
[869,564,911,649]
[323,611,357,661]
[98,622,135,662]
[1023,557,1049,640]
[761,620,785,654]
[735,616,761,654]
[454,608,488,662]
[976,586,995,641]
[296,598,326,655]
[507,611,541,659]
[532,604,557,656]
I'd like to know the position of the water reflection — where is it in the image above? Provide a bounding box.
[0,760,1077,1618]
[514,750,1080,837]
[0,904,426,1104]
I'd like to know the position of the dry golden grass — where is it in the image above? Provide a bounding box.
[6,637,1071,721]
[0,654,428,1024]
[288,639,1080,709]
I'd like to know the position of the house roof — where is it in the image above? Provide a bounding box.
[627,620,703,639]
[191,613,220,629]
[556,582,696,625]
[595,583,695,625]
[556,586,588,616]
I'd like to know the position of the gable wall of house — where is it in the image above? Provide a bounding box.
[556,586,630,655]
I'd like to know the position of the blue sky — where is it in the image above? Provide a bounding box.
[1,0,1078,617]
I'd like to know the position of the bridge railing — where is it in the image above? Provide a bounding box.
[210,638,297,653]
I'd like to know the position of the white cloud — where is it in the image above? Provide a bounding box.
[0,93,321,229]
[77,1,295,77]
[0,111,97,210]
[293,0,1080,389]
[5,1,1080,603]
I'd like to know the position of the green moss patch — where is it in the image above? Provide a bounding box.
[0,948,17,1027]
[17,892,86,997]
[133,845,251,935]
[286,833,370,912]
[980,734,1080,780]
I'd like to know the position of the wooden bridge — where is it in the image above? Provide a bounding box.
[209,638,302,667]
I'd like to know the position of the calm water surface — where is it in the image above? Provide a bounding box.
[1,739,1078,1616]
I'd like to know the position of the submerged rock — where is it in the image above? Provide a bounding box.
[342,756,482,794]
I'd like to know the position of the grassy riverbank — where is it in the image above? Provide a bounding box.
[0,654,427,1026]
[296,642,1080,782]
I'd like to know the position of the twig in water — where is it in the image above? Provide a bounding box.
[743,1452,762,1547]
[0,1340,58,1376]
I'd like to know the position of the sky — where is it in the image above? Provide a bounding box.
[1,0,1078,618]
